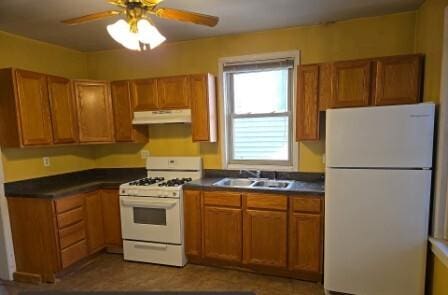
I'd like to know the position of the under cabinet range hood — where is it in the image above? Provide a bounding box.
[132,109,191,125]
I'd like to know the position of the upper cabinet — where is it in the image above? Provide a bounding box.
[131,78,159,111]
[296,54,424,142]
[190,74,217,142]
[296,65,320,141]
[0,69,53,147]
[73,80,114,143]
[157,75,190,109]
[110,81,148,143]
[374,54,423,106]
[47,76,78,144]
[330,60,372,108]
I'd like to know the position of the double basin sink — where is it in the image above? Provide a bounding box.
[213,178,295,190]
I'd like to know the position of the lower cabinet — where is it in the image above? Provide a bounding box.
[85,191,105,254]
[7,189,122,283]
[183,189,324,281]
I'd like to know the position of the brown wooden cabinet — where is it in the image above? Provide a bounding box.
[330,59,372,108]
[110,80,148,143]
[157,75,190,109]
[73,80,114,143]
[289,196,323,275]
[101,189,123,248]
[190,74,217,142]
[296,65,320,141]
[203,191,242,263]
[85,191,105,254]
[318,63,332,111]
[47,76,78,144]
[374,54,423,106]
[183,189,202,258]
[131,78,159,111]
[243,194,288,268]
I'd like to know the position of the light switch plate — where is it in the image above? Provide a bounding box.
[322,154,326,164]
[141,150,150,159]
[43,157,51,167]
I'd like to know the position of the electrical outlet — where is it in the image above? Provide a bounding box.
[322,154,326,164]
[141,150,150,159]
[43,157,51,167]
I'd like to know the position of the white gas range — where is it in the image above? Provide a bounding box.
[119,156,202,267]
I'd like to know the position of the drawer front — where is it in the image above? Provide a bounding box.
[60,239,88,269]
[203,191,241,208]
[55,195,84,214]
[245,194,288,211]
[292,197,321,213]
[59,221,86,250]
[57,207,84,229]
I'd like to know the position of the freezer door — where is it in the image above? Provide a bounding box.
[324,168,431,295]
[326,103,435,168]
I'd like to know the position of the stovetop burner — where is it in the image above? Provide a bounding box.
[158,178,193,187]
[129,177,165,186]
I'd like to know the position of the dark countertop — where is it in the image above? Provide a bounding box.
[5,168,146,199]
[183,170,325,196]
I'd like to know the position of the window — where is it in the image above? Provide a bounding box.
[221,53,298,169]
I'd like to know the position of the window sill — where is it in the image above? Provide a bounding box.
[429,237,448,268]
[226,163,297,172]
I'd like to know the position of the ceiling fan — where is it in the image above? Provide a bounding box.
[62,0,219,51]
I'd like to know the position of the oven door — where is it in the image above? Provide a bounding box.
[120,196,181,244]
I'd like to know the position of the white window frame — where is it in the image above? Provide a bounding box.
[218,51,300,171]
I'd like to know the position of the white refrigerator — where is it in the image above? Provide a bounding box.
[324,103,435,295]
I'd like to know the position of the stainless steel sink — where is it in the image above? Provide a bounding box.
[213,178,256,188]
[252,180,294,189]
[212,178,294,190]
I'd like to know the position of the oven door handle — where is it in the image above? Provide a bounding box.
[133,242,168,250]
[121,198,177,209]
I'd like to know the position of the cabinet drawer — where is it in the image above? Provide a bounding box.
[57,207,84,229]
[245,194,288,211]
[203,191,241,208]
[59,221,86,250]
[60,239,88,269]
[55,195,84,214]
[291,197,321,213]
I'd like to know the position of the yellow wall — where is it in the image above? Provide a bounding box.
[431,255,448,295]
[87,11,417,172]
[0,31,96,182]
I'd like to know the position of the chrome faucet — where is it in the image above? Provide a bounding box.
[240,169,261,179]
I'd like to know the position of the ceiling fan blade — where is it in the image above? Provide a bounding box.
[62,10,121,25]
[155,8,219,27]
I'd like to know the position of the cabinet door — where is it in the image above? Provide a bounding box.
[203,206,242,262]
[74,80,114,143]
[289,213,323,273]
[374,55,423,106]
[318,63,332,111]
[296,65,319,141]
[14,69,53,146]
[111,81,148,143]
[85,192,105,254]
[47,76,78,144]
[100,190,122,248]
[130,78,159,111]
[330,60,372,108]
[184,190,202,257]
[243,209,287,268]
[190,74,217,142]
[157,76,190,109]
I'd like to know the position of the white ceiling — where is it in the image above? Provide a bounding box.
[0,0,424,52]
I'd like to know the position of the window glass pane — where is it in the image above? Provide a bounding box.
[233,70,288,114]
[232,116,289,161]
[133,207,166,225]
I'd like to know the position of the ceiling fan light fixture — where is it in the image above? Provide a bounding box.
[137,19,166,49]
[107,19,141,51]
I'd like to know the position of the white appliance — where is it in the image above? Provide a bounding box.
[119,156,202,267]
[324,103,435,295]
[0,148,16,280]
[132,109,191,125]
